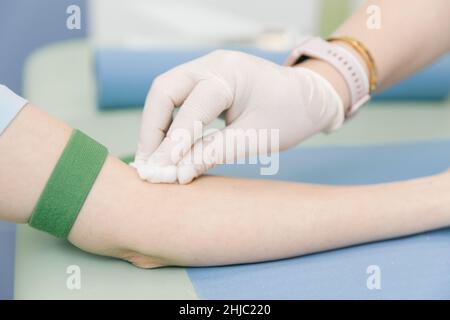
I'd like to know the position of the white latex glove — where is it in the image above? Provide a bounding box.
[132,50,344,184]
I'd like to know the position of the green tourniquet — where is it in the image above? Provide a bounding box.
[28,129,108,238]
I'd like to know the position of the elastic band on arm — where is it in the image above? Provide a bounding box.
[29,129,108,238]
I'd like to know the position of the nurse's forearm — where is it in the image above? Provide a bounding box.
[1,105,450,268]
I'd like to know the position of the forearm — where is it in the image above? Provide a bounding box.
[2,105,450,268]
[300,0,450,110]
[127,173,450,266]
[76,165,450,267]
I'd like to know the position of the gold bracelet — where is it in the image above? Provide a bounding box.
[327,36,378,93]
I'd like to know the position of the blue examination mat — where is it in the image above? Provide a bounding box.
[187,140,450,299]
[95,49,450,109]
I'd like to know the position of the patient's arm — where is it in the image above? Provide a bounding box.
[1,105,450,268]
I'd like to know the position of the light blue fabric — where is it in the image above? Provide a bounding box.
[187,141,450,299]
[94,49,450,110]
[0,85,28,136]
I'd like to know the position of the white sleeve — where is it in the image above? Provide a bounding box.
[0,85,28,136]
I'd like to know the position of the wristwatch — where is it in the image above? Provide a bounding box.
[285,37,371,118]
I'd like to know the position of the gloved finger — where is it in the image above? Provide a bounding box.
[177,116,278,184]
[146,77,233,169]
[133,66,196,166]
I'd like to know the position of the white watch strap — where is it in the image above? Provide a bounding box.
[285,37,370,118]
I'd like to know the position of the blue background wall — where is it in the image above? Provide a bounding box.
[0,0,86,93]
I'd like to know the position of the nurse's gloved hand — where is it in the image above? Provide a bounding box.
[132,50,345,184]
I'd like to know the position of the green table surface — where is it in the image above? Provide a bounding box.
[15,39,450,299]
